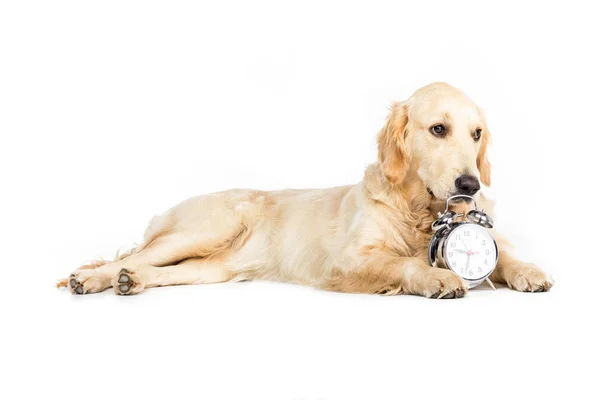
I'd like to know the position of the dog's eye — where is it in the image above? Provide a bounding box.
[430,124,446,137]
[474,128,482,141]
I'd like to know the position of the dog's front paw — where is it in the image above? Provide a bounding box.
[414,268,469,299]
[503,263,553,292]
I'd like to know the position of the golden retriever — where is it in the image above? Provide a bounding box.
[58,82,552,298]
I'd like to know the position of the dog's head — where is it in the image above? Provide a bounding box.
[377,82,491,201]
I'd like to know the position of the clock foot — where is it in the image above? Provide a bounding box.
[485,278,496,290]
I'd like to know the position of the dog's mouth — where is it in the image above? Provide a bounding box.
[426,188,473,204]
[447,192,475,205]
[449,196,473,204]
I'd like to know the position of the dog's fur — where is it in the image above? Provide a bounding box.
[58,82,552,298]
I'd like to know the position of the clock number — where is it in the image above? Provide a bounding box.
[469,270,473,276]
[484,259,488,265]
[452,261,456,268]
[464,231,471,237]
[478,267,482,272]
[450,242,456,248]
[460,268,464,273]
[456,235,460,240]
[485,249,490,255]
[449,252,453,258]
[481,240,486,245]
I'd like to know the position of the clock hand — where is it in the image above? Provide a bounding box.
[465,254,470,276]
[454,249,467,254]
[459,239,472,276]
[460,239,469,251]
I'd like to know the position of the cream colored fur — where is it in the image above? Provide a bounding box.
[58,82,552,298]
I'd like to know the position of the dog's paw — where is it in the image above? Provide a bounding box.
[112,269,144,295]
[504,263,553,292]
[64,269,111,295]
[415,268,469,299]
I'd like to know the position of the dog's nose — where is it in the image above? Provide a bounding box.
[455,175,480,196]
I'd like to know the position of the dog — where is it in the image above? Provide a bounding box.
[58,82,552,298]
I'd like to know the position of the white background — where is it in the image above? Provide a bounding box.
[1,1,598,399]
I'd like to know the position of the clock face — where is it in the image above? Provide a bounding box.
[444,224,497,281]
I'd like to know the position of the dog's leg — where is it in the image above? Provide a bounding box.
[64,225,251,295]
[325,254,469,299]
[62,234,201,294]
[56,248,139,293]
[489,244,553,292]
[111,258,235,295]
[61,199,254,294]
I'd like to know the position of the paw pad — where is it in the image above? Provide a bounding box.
[115,269,135,295]
[69,275,84,295]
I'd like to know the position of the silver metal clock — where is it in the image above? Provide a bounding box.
[428,195,498,289]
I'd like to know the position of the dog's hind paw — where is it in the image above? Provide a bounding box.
[112,269,145,295]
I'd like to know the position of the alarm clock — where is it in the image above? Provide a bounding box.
[428,195,498,289]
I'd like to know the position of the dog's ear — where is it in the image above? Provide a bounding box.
[377,102,409,185]
[477,129,492,187]
[476,107,492,186]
